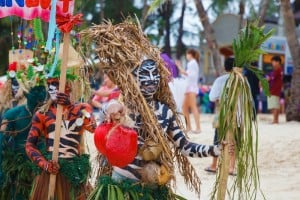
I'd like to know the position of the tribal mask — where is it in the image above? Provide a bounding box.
[47,79,59,101]
[133,59,160,98]
[11,78,19,97]
[47,78,71,101]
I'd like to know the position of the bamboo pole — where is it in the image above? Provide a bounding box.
[217,71,240,200]
[47,33,70,200]
[217,130,234,200]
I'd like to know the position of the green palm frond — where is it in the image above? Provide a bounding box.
[148,0,168,14]
[211,21,273,200]
[233,20,274,96]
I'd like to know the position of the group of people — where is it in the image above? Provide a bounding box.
[0,19,282,200]
[0,20,234,200]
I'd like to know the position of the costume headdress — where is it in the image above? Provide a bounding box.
[80,19,201,194]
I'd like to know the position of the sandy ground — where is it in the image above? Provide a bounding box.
[86,113,300,200]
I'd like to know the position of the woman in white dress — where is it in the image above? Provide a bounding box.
[176,49,201,133]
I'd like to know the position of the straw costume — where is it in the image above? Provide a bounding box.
[0,62,26,117]
[25,65,96,200]
[0,62,27,194]
[0,64,47,200]
[81,20,221,199]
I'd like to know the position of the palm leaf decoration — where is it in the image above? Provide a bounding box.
[148,0,168,14]
[211,21,274,200]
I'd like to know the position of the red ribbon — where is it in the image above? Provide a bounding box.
[56,13,83,33]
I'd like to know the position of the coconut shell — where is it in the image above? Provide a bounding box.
[138,162,160,184]
[158,164,172,185]
[140,140,163,161]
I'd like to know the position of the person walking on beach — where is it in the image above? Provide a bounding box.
[267,56,283,124]
[205,57,236,175]
[176,49,201,133]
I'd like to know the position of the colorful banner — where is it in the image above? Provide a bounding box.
[0,0,74,21]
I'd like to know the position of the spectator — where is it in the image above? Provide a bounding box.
[176,49,201,133]
[244,62,260,115]
[266,56,283,124]
[205,57,236,175]
[91,74,120,110]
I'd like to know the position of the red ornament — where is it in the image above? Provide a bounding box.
[105,125,138,168]
[94,122,114,156]
[8,62,17,71]
[56,13,83,33]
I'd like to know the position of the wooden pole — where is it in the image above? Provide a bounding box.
[47,33,70,200]
[217,130,234,200]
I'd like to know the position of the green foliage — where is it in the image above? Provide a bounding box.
[104,0,142,23]
[233,21,274,67]
[26,65,35,80]
[33,18,45,44]
[246,65,270,96]
[148,0,167,14]
[88,176,185,200]
[211,21,272,200]
[46,60,78,81]
[233,20,274,96]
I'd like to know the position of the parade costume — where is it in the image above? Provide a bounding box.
[25,77,96,200]
[81,20,221,199]
[0,86,46,200]
[0,62,26,193]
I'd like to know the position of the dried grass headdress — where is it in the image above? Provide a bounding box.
[80,20,201,194]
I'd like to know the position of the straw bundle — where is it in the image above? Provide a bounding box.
[80,20,201,194]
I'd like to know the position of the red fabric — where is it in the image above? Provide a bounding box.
[94,123,114,155]
[8,62,17,71]
[56,13,83,33]
[108,90,120,100]
[269,67,283,97]
[92,86,109,103]
[105,125,137,168]
[94,123,138,168]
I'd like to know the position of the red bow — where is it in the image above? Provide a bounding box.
[8,62,17,71]
[56,13,83,33]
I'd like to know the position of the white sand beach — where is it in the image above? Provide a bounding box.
[86,114,300,200]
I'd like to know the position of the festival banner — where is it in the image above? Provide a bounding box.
[0,0,74,21]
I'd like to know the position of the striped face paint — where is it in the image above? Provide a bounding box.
[133,59,160,99]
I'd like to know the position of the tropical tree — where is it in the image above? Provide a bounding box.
[193,0,223,75]
[280,0,300,121]
[258,0,271,25]
[175,0,186,59]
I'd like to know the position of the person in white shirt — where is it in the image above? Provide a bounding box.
[205,57,236,175]
[176,49,201,133]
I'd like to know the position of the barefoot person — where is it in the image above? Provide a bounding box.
[266,56,283,124]
[81,21,233,199]
[25,76,96,200]
[176,49,202,133]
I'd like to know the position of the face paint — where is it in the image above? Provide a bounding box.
[134,59,160,97]
[48,81,59,101]
[11,78,19,97]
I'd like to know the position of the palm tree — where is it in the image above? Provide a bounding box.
[176,0,186,59]
[193,0,222,75]
[280,0,300,121]
[258,0,271,25]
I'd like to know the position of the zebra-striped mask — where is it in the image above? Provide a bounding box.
[133,59,160,98]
